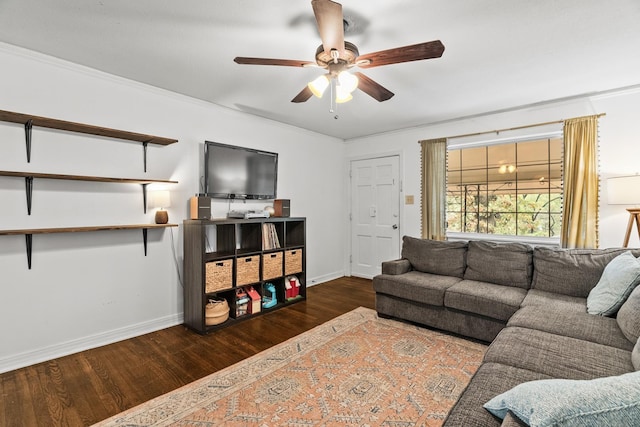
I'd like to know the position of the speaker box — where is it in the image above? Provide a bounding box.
[190,195,211,219]
[274,199,290,217]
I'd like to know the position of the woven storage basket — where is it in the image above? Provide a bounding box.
[262,251,283,280]
[205,298,229,326]
[205,259,233,293]
[285,249,303,275]
[236,255,260,286]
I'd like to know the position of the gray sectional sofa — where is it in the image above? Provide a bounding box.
[373,236,640,426]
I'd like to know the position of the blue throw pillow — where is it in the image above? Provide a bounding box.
[483,372,640,426]
[587,251,640,316]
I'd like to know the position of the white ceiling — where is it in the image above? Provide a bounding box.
[1,0,639,140]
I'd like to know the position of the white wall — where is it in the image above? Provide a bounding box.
[345,88,640,249]
[0,44,346,373]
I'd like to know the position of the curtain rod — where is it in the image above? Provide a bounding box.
[425,113,606,141]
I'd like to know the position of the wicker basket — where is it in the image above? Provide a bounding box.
[236,255,260,286]
[262,251,283,280]
[205,298,229,325]
[285,249,303,275]
[205,259,233,293]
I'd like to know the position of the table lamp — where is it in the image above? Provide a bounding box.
[150,190,171,224]
[607,174,640,247]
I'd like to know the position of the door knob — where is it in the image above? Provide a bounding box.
[392,224,398,229]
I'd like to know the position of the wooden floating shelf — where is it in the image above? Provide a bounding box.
[0,170,178,215]
[0,109,177,146]
[0,224,178,269]
[0,170,178,184]
[0,223,178,236]
[0,109,178,171]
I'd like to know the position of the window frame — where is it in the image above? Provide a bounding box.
[445,131,563,246]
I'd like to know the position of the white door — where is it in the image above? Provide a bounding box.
[350,156,401,278]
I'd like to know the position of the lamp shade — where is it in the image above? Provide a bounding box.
[607,175,640,205]
[150,190,171,208]
[308,75,329,98]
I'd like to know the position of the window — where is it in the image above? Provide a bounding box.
[446,136,563,238]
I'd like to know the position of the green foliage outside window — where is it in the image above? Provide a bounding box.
[446,137,563,238]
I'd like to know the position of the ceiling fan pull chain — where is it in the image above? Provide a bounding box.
[330,79,340,119]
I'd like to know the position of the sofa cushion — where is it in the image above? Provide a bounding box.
[618,286,640,343]
[484,327,634,379]
[372,271,462,306]
[464,241,533,289]
[444,362,552,427]
[507,305,634,351]
[401,236,468,278]
[520,289,586,313]
[531,247,640,298]
[444,280,527,321]
[587,251,640,316]
[501,412,527,427]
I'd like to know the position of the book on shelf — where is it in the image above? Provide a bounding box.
[262,223,281,250]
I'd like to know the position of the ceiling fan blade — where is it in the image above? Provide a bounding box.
[357,40,445,68]
[234,57,314,67]
[312,0,345,56]
[291,86,313,103]
[354,72,394,102]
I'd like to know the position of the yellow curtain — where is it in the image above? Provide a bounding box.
[561,115,600,248]
[420,138,447,240]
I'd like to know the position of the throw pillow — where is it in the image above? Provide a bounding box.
[634,337,640,371]
[587,251,640,316]
[617,285,640,343]
[484,372,640,426]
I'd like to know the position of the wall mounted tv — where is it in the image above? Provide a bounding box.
[204,141,278,200]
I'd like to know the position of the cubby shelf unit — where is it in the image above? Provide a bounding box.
[183,217,306,334]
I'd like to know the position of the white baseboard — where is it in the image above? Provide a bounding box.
[0,313,183,374]
[1,273,347,374]
[306,271,345,287]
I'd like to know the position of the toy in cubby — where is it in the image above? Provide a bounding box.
[285,275,301,300]
[262,282,278,309]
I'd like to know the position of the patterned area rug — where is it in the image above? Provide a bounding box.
[94,307,487,426]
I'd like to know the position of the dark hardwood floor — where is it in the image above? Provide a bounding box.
[0,277,375,427]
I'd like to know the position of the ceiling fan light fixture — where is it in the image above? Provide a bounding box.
[308,74,330,98]
[338,70,358,93]
[335,84,353,103]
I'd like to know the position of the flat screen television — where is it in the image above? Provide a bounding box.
[204,141,278,200]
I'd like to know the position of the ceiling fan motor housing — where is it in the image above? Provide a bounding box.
[315,41,359,72]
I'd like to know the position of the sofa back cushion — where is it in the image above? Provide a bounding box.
[463,240,533,288]
[401,236,468,278]
[532,247,640,298]
[618,285,640,343]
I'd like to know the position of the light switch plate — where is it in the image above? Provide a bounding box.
[405,195,414,205]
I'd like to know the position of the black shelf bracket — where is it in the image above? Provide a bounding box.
[25,119,33,162]
[142,142,148,173]
[142,228,148,256]
[25,176,34,215]
[25,234,33,269]
[142,183,148,213]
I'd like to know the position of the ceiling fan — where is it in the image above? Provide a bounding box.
[233,0,445,105]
